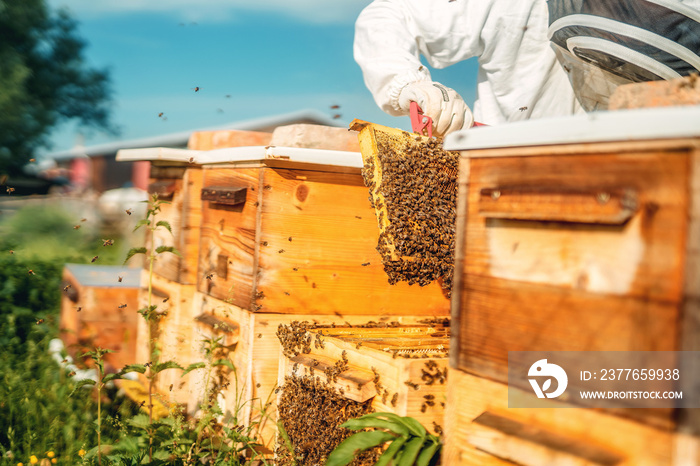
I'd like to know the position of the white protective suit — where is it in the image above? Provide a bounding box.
[354,0,584,126]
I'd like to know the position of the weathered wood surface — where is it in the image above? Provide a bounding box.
[443,369,675,466]
[269,124,360,152]
[453,149,691,381]
[198,165,450,315]
[609,75,700,111]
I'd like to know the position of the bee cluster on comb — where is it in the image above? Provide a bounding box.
[360,128,459,296]
[275,375,379,466]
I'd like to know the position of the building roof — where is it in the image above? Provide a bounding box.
[47,109,343,161]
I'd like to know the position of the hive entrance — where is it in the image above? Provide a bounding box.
[351,120,459,296]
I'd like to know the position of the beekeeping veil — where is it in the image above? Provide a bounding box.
[548,0,700,111]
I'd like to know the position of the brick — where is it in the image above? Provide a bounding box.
[609,75,700,111]
[269,124,360,152]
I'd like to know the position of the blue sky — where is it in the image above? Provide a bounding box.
[44,0,479,153]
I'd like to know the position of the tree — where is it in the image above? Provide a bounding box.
[0,0,116,176]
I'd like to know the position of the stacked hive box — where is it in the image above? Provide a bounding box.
[442,106,700,465]
[59,264,141,372]
[275,322,449,464]
[117,125,451,452]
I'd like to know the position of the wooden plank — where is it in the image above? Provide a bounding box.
[255,167,450,315]
[197,168,261,308]
[464,152,689,302]
[187,129,272,151]
[288,354,377,402]
[444,369,675,466]
[147,166,203,284]
[609,75,700,111]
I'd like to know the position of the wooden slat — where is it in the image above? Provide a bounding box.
[443,369,675,465]
[288,354,377,402]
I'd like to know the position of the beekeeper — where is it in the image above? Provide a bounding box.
[354,0,700,136]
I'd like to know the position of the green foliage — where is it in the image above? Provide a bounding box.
[326,413,442,466]
[0,0,116,175]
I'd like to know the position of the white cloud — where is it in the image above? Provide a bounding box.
[47,0,372,24]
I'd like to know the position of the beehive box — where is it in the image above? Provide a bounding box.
[154,291,432,453]
[115,130,272,285]
[195,145,450,315]
[59,264,141,371]
[442,106,700,464]
[276,323,449,464]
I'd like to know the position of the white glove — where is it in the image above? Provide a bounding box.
[397,81,474,136]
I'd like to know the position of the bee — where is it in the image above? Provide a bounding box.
[419,65,425,71]
[192,86,201,92]
[63,284,72,292]
[519,106,528,112]
[61,358,68,363]
[158,112,164,117]
[73,224,81,230]
[332,114,342,119]
[355,216,362,219]
[292,267,298,272]
[288,236,292,242]
[188,157,195,164]
[257,333,262,339]
[330,104,340,109]
[138,401,146,409]
[278,249,285,254]
[68,371,76,377]
[144,362,152,368]
[162,297,169,303]
[81,218,87,222]
[6,187,15,194]
[91,256,98,263]
[28,269,35,275]
[225,94,231,98]
[102,239,114,246]
[169,384,174,391]
[391,393,398,407]
[125,209,133,215]
[36,318,44,325]
[29,158,36,163]
[76,307,82,312]
[205,273,214,280]
[8,250,13,254]
[284,291,290,296]
[361,262,370,266]
[118,276,123,283]
[118,304,127,309]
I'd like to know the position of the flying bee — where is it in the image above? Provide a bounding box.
[192,86,201,92]
[205,273,214,280]
[118,304,127,309]
[28,269,35,275]
[118,276,123,283]
[162,297,169,303]
[169,384,174,391]
[138,401,146,409]
[8,250,13,254]
[76,307,82,312]
[330,104,340,109]
[225,94,231,98]
[519,106,528,112]
[158,112,164,118]
[6,187,14,194]
[144,362,152,368]
[332,114,342,119]
[73,224,81,230]
[102,239,114,246]
[36,318,44,325]
[61,358,68,363]
[81,218,87,222]
[188,157,195,164]
[125,209,133,215]
[278,249,285,253]
[63,284,72,292]
[68,371,76,377]
[29,158,35,163]
[91,256,98,263]
[361,262,370,266]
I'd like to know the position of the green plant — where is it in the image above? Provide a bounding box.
[326,413,442,466]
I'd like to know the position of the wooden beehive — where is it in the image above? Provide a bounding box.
[59,264,141,371]
[275,323,449,463]
[160,292,437,454]
[195,145,450,315]
[442,106,700,464]
[116,130,273,285]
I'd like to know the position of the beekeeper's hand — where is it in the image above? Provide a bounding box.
[397,81,474,136]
